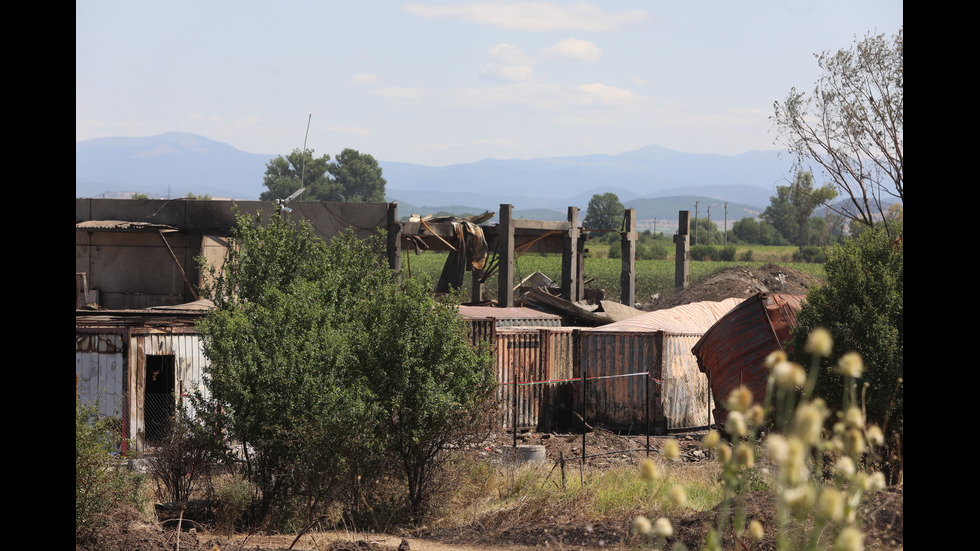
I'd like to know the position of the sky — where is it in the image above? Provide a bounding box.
[76,1,902,167]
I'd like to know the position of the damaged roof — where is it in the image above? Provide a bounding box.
[589,297,744,334]
[76,220,179,232]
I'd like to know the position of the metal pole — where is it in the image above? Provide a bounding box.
[646,368,650,457]
[513,358,518,451]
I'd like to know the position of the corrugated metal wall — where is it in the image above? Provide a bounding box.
[661,334,712,429]
[76,327,211,450]
[495,329,548,430]
[76,332,126,420]
[579,331,659,431]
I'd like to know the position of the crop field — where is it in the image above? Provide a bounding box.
[401,251,825,303]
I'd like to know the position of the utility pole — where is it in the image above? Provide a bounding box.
[694,201,699,246]
[707,206,712,246]
[724,202,729,247]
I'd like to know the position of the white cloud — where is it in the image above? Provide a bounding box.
[480,43,535,82]
[351,73,380,85]
[404,1,649,32]
[542,38,601,62]
[576,83,635,106]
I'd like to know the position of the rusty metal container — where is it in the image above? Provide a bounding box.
[692,293,806,423]
[577,298,743,432]
[494,328,548,431]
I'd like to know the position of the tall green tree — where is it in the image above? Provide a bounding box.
[761,171,838,247]
[774,28,902,230]
[690,216,725,247]
[326,148,387,202]
[258,148,336,202]
[260,147,387,203]
[583,192,625,231]
[731,217,788,246]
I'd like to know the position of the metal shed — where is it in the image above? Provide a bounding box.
[578,298,744,433]
[458,306,564,430]
[75,301,212,452]
[692,293,805,423]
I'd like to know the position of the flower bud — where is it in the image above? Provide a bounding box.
[836,352,864,378]
[633,515,653,535]
[701,430,721,449]
[735,444,754,469]
[765,350,787,370]
[805,328,833,357]
[748,520,764,542]
[639,458,660,481]
[669,484,688,507]
[663,439,681,461]
[653,517,673,538]
[726,386,754,413]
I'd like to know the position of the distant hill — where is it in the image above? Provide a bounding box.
[76,132,797,217]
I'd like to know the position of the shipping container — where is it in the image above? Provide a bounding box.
[578,298,743,432]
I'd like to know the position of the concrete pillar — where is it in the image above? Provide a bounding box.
[620,208,637,306]
[674,210,690,291]
[498,204,515,307]
[561,206,580,301]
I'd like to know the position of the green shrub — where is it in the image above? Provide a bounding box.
[718,245,737,262]
[213,474,256,536]
[792,246,827,263]
[76,398,144,534]
[790,227,903,435]
[147,408,220,504]
[689,244,718,261]
[740,249,754,262]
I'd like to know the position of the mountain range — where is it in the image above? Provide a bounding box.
[76,132,798,224]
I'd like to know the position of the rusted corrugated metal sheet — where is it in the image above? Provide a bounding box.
[692,293,806,423]
[459,305,561,327]
[576,299,744,432]
[579,331,659,431]
[466,318,496,347]
[495,328,548,430]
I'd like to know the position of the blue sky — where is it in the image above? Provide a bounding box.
[76,1,902,166]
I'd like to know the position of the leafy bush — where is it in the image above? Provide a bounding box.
[76,398,144,534]
[791,246,827,263]
[790,228,902,431]
[718,245,737,261]
[197,210,495,527]
[147,408,220,503]
[689,244,718,261]
[213,474,256,536]
[740,249,754,262]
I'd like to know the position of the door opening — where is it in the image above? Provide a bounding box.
[144,355,175,442]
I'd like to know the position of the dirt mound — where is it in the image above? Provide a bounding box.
[641,263,821,311]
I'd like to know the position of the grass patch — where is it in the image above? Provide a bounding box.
[430,455,725,533]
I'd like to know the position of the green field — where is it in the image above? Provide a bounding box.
[401,251,825,303]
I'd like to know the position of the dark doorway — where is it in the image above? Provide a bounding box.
[144,355,175,442]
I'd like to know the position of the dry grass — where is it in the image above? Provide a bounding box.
[427,454,726,538]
